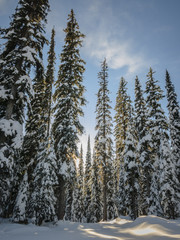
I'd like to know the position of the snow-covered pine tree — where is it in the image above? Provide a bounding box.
[52,9,86,220]
[115,165,126,216]
[114,77,131,214]
[89,147,102,222]
[83,135,92,222]
[106,138,117,220]
[134,76,147,143]
[14,60,57,225]
[12,171,29,223]
[44,27,56,138]
[26,28,57,225]
[21,62,45,176]
[134,76,150,215]
[123,113,139,220]
[28,143,58,226]
[145,68,167,215]
[0,0,50,218]
[114,77,131,194]
[71,145,84,222]
[164,70,180,217]
[159,130,179,219]
[95,59,115,221]
[15,63,46,223]
[165,70,180,185]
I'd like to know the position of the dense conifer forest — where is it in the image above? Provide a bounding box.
[0,0,180,226]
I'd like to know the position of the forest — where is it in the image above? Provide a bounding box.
[0,0,180,226]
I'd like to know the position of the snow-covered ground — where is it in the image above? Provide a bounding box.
[0,215,180,240]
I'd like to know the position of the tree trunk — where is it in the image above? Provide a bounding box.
[55,175,66,220]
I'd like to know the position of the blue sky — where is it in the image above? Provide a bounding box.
[1,0,180,153]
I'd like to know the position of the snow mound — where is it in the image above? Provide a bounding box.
[0,215,180,240]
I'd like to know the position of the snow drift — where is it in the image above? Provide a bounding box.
[0,215,180,240]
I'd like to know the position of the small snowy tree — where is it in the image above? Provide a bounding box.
[29,146,58,226]
[106,139,117,220]
[71,145,84,222]
[115,165,126,216]
[159,131,179,219]
[64,160,76,221]
[83,135,92,222]
[12,171,29,223]
[89,148,102,222]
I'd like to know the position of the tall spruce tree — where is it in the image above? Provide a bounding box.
[164,70,180,217]
[45,27,56,138]
[0,0,50,217]
[84,135,92,222]
[95,59,115,221]
[165,71,180,184]
[52,9,86,220]
[114,77,131,194]
[114,77,131,214]
[145,68,167,215]
[134,76,150,215]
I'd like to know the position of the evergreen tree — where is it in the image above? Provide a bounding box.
[12,171,29,223]
[13,61,57,225]
[16,63,46,223]
[114,77,131,194]
[159,131,179,219]
[106,139,117,220]
[64,160,76,221]
[44,27,56,138]
[115,165,126,216]
[84,135,92,222]
[21,62,45,173]
[134,76,150,215]
[0,0,50,217]
[134,76,147,141]
[124,122,139,220]
[164,70,180,217]
[95,59,115,221]
[52,9,86,220]
[145,68,167,215]
[29,146,58,226]
[71,145,84,222]
[89,147,102,222]
[165,70,180,184]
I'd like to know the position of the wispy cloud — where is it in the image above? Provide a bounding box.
[45,0,154,75]
[81,0,152,74]
[84,34,148,73]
